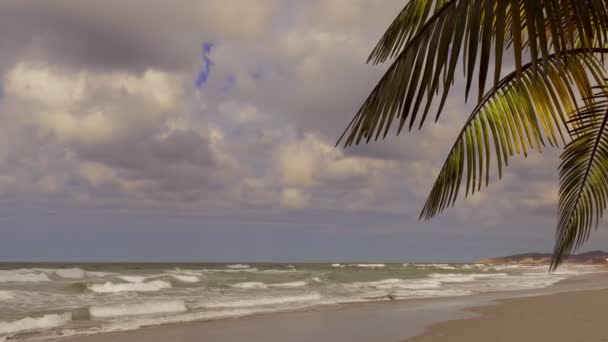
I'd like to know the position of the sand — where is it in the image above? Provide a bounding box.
[407,288,608,342]
[59,284,608,342]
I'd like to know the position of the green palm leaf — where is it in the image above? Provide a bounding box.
[340,0,608,265]
[552,82,608,269]
[339,0,608,149]
[421,52,607,219]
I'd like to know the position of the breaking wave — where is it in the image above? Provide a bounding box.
[230,281,308,289]
[195,293,322,309]
[0,270,49,283]
[0,313,71,335]
[87,280,171,293]
[226,264,250,269]
[230,282,267,289]
[0,291,13,300]
[89,301,187,318]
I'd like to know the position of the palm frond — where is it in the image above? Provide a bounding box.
[552,82,608,269]
[421,52,607,220]
[339,0,608,149]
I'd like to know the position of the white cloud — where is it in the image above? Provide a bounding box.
[280,188,310,209]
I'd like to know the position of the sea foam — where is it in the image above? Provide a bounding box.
[0,270,50,283]
[226,264,250,269]
[89,301,187,318]
[0,313,71,335]
[54,268,87,279]
[268,281,308,288]
[118,276,146,283]
[195,293,322,309]
[230,282,267,289]
[0,291,13,300]
[87,280,171,293]
[168,274,200,283]
[352,264,385,268]
[429,273,508,283]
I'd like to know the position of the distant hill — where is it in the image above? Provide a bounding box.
[476,250,608,265]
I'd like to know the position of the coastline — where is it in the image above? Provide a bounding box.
[54,271,608,342]
[406,287,608,342]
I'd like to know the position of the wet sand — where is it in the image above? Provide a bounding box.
[406,288,608,342]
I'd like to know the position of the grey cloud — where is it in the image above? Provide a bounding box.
[0,0,279,73]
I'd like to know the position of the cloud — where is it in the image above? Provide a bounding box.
[0,0,592,261]
[0,61,242,203]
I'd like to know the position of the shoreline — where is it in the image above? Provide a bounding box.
[406,287,608,341]
[51,272,608,342]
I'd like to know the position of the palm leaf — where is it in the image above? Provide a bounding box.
[421,52,607,220]
[339,0,608,149]
[552,82,608,269]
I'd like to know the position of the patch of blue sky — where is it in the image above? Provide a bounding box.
[196,41,215,89]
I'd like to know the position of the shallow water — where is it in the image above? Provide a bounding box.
[0,262,604,341]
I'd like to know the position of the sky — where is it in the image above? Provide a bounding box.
[0,0,607,263]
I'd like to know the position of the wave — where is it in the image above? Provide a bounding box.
[268,281,308,288]
[0,270,50,283]
[230,281,308,289]
[89,301,187,318]
[195,293,322,309]
[226,264,250,269]
[347,278,442,291]
[230,282,267,289]
[203,268,259,273]
[0,313,71,335]
[261,269,296,274]
[168,274,200,283]
[54,268,87,279]
[87,280,171,293]
[351,264,385,268]
[98,308,285,334]
[429,273,508,283]
[118,276,146,283]
[0,291,13,300]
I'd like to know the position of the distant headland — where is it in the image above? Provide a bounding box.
[477,251,608,265]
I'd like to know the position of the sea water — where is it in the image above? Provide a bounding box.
[0,262,604,341]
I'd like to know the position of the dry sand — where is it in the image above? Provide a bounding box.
[407,288,608,342]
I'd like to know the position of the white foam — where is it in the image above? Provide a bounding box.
[203,268,259,273]
[88,280,171,293]
[312,277,322,283]
[195,293,322,309]
[0,291,13,300]
[0,270,50,283]
[118,276,146,283]
[429,273,508,283]
[54,268,86,279]
[230,282,267,289]
[331,264,342,267]
[100,308,278,333]
[89,300,187,318]
[352,264,385,268]
[169,274,200,283]
[0,313,71,335]
[226,264,250,269]
[268,281,308,288]
[351,278,441,290]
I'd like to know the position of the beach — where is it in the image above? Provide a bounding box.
[57,272,608,342]
[407,288,608,342]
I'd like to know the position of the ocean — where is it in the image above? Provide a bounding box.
[0,262,604,341]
